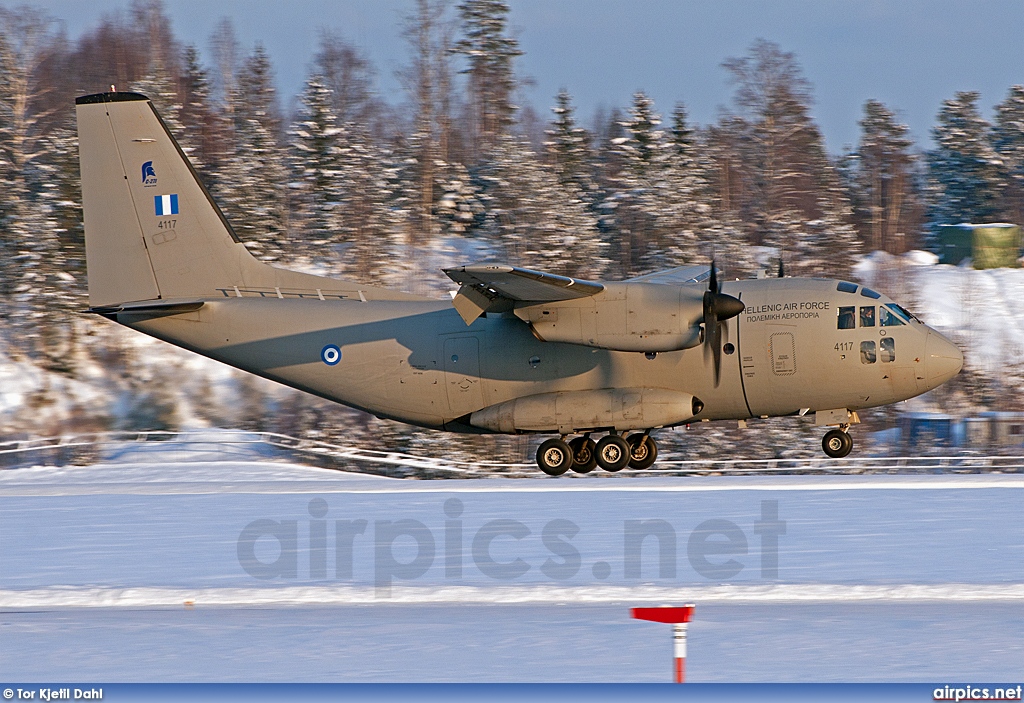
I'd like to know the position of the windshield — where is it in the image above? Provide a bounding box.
[885,303,919,324]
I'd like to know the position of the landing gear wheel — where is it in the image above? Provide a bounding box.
[626,433,658,470]
[595,434,631,472]
[569,436,598,474]
[537,438,573,475]
[822,429,853,458]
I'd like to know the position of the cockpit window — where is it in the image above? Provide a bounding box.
[897,304,918,321]
[860,287,882,299]
[860,306,875,327]
[838,306,856,329]
[880,306,906,326]
[837,281,858,293]
[884,303,914,324]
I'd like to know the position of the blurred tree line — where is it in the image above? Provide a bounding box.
[0,0,1022,452]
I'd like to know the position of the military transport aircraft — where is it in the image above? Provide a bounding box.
[75,92,964,475]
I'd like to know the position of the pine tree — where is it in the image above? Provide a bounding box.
[214,45,289,262]
[927,91,1003,234]
[0,25,14,283]
[477,134,603,277]
[0,6,66,354]
[657,103,708,265]
[22,123,83,367]
[991,85,1024,225]
[722,40,821,232]
[849,99,921,253]
[179,45,216,179]
[434,161,484,236]
[453,0,522,158]
[335,126,401,282]
[399,0,454,244]
[289,75,345,265]
[718,39,859,276]
[545,90,595,196]
[127,0,186,146]
[601,91,670,275]
[313,30,382,129]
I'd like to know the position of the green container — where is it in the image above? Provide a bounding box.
[937,223,1021,269]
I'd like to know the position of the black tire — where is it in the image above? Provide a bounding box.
[537,438,572,475]
[569,437,598,474]
[595,434,631,472]
[841,431,854,455]
[626,433,658,470]
[822,429,853,458]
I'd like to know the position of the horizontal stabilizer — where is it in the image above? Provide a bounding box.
[88,298,205,317]
[443,264,604,324]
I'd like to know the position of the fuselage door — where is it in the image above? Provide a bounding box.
[443,336,485,415]
[741,321,800,417]
[770,332,797,376]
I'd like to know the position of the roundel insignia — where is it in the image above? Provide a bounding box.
[321,344,341,366]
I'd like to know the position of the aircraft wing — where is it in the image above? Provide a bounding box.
[443,264,604,325]
[626,265,712,286]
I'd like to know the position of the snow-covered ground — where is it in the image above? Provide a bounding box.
[1,460,1021,681]
[4,603,1022,682]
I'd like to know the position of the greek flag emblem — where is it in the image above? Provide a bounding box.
[154,194,179,216]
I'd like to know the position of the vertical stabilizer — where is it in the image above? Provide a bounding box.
[76,93,164,307]
[75,91,424,307]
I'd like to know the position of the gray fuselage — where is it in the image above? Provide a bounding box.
[118,276,962,433]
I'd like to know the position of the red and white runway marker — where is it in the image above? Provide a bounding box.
[631,604,695,683]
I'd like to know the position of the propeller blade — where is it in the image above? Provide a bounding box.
[703,287,720,386]
[702,258,743,388]
[711,319,723,387]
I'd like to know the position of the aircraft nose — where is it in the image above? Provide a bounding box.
[924,331,963,387]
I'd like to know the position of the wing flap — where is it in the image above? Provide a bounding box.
[443,264,604,324]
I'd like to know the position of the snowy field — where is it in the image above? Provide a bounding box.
[1,458,1022,682]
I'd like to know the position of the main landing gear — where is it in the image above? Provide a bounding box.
[536,432,659,476]
[821,426,854,458]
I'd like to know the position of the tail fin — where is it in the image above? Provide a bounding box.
[75,91,421,307]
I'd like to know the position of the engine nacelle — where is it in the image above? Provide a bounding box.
[469,387,704,434]
[514,282,705,352]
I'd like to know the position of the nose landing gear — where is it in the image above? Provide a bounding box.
[822,426,853,458]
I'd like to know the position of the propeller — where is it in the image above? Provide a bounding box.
[702,259,745,387]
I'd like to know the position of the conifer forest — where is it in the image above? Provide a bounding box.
[0,0,1021,461]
